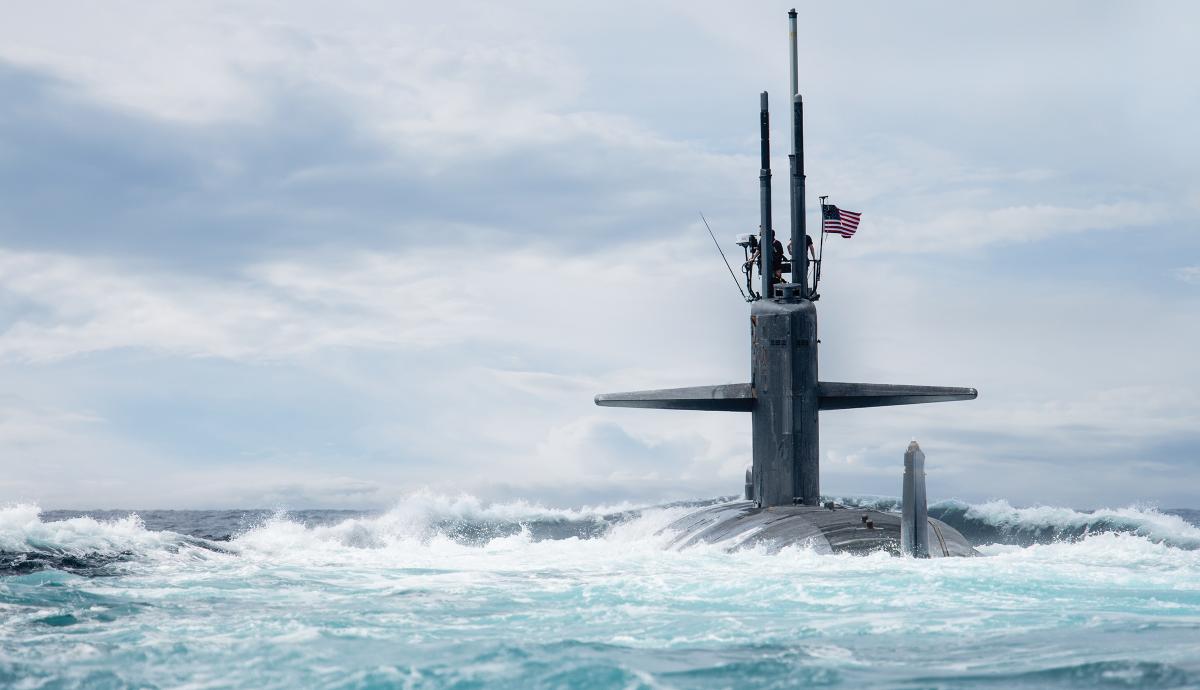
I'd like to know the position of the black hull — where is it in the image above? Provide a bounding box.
[664,501,977,557]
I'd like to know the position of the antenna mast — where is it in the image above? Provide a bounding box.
[788,9,808,299]
[759,92,774,300]
[595,10,977,509]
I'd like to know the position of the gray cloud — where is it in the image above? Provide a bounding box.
[1175,267,1200,285]
[0,60,752,272]
[0,2,1197,509]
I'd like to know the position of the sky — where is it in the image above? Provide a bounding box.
[0,1,1197,510]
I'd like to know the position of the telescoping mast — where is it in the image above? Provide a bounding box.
[595,11,977,555]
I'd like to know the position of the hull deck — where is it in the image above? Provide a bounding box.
[664,501,976,557]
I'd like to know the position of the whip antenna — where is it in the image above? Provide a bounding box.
[700,212,749,302]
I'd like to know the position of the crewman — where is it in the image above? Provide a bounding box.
[745,230,786,286]
[787,235,817,288]
[787,235,816,261]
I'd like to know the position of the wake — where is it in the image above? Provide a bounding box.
[2,493,1199,576]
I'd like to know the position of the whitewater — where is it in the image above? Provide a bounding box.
[3,496,1200,689]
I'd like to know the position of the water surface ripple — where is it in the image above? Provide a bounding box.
[2,497,1199,689]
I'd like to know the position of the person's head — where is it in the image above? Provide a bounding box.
[806,234,813,247]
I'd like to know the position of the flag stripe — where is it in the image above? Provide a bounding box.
[821,204,862,238]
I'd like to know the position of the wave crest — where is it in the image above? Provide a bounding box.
[226,492,682,558]
[0,502,214,575]
[931,499,1200,549]
[3,494,1198,576]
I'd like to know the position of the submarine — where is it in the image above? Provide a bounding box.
[596,10,978,557]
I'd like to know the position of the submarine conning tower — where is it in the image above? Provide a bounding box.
[594,9,977,509]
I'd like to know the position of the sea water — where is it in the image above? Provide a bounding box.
[2,496,1199,689]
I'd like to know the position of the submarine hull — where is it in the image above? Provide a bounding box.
[664,501,976,557]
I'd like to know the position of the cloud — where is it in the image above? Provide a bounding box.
[0,248,461,362]
[0,398,102,450]
[0,395,165,507]
[0,55,749,268]
[1175,267,1200,284]
[0,2,1197,509]
[0,241,731,364]
[2,232,1198,508]
[854,201,1165,255]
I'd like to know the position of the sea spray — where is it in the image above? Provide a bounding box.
[3,497,1200,689]
[934,499,1200,549]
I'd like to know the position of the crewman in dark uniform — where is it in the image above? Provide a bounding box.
[745,231,787,287]
[787,235,817,287]
[787,235,815,262]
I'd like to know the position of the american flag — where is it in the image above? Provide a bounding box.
[821,204,862,238]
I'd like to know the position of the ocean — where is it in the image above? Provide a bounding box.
[2,496,1199,689]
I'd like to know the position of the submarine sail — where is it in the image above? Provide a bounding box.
[595,9,977,556]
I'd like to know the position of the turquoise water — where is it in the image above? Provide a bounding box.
[3,497,1200,689]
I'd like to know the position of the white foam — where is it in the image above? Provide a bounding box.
[0,502,182,555]
[225,498,693,569]
[369,489,647,524]
[956,499,1200,547]
[4,495,1199,580]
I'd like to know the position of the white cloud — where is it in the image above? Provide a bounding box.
[0,248,508,362]
[0,399,101,449]
[1176,266,1200,284]
[0,396,164,507]
[0,241,731,365]
[0,1,1197,509]
[2,234,1199,507]
[851,201,1164,255]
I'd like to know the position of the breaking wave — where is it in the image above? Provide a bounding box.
[2,494,1199,576]
[5,495,1199,689]
[930,499,1200,550]
[0,496,688,576]
[827,495,1200,550]
[0,503,222,576]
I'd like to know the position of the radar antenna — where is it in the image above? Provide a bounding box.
[700,212,751,302]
